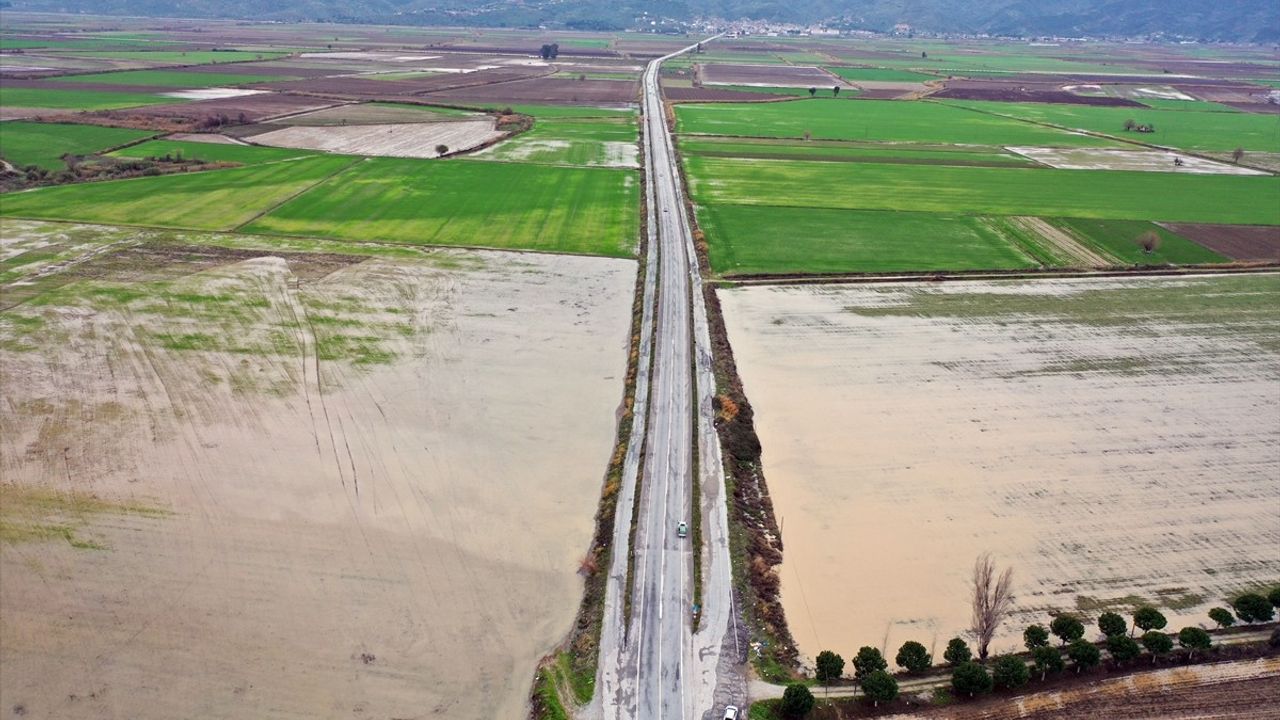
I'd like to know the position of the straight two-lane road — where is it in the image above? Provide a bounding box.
[594,36,740,720]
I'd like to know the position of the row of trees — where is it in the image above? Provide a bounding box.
[779,584,1280,717]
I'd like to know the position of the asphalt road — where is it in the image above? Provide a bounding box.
[592,37,743,720]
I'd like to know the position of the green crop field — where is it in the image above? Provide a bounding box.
[111,140,322,165]
[944,100,1280,152]
[685,156,1280,225]
[475,118,637,167]
[45,50,287,64]
[0,156,358,230]
[697,205,1037,275]
[245,158,638,257]
[0,86,172,110]
[679,136,1035,167]
[1,122,157,170]
[676,98,1119,147]
[1055,218,1228,265]
[827,67,937,82]
[49,69,291,87]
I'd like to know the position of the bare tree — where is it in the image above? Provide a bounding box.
[971,553,1014,660]
[1137,230,1161,254]
[1232,147,1245,164]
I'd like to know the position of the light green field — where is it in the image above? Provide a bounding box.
[679,136,1034,167]
[686,157,1280,225]
[245,158,638,257]
[0,156,358,230]
[676,98,1119,147]
[827,67,937,82]
[0,36,180,51]
[0,87,171,110]
[873,53,1148,76]
[944,99,1280,152]
[475,118,637,167]
[49,69,290,87]
[697,206,1036,275]
[111,140,322,165]
[1054,218,1228,265]
[1,122,156,170]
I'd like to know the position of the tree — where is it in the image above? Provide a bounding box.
[860,670,898,707]
[1233,593,1275,623]
[1232,147,1245,163]
[1124,118,1137,131]
[1050,615,1085,646]
[1024,624,1049,650]
[1142,631,1173,665]
[852,646,888,680]
[1136,230,1161,254]
[1269,586,1280,608]
[943,637,972,666]
[832,85,840,96]
[895,641,931,674]
[1208,607,1236,629]
[780,683,815,717]
[1066,639,1100,673]
[802,130,812,141]
[1178,626,1211,660]
[1031,646,1063,681]
[539,43,559,60]
[951,661,992,698]
[970,553,1014,660]
[1107,634,1141,665]
[1132,607,1167,636]
[814,650,844,688]
[922,51,928,59]
[992,656,1029,690]
[1097,612,1127,638]
[808,86,817,97]
[434,144,449,156]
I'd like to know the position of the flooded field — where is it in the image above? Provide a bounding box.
[719,274,1280,664]
[0,221,635,719]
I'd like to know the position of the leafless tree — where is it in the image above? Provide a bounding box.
[1137,230,1161,254]
[970,553,1014,660]
[1232,147,1245,164]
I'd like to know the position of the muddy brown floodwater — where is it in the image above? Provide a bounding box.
[719,275,1280,666]
[0,222,635,719]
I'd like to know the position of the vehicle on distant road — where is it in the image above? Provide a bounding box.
[677,521,688,538]
[723,705,739,720]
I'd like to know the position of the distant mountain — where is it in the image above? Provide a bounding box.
[6,0,1278,42]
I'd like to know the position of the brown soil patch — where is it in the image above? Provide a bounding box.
[663,86,787,102]
[932,86,1143,106]
[0,224,637,720]
[421,76,639,104]
[261,67,549,99]
[124,93,344,122]
[1159,224,1280,261]
[1224,102,1280,114]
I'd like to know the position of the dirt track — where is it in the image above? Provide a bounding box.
[0,222,636,719]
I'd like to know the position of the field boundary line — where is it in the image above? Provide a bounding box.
[722,265,1280,286]
[228,156,366,233]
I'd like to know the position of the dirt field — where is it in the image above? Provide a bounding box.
[127,93,344,122]
[700,63,850,89]
[1007,146,1267,175]
[421,77,639,104]
[249,119,503,157]
[0,220,636,720]
[1160,224,1280,261]
[718,275,1280,664]
[877,657,1280,719]
[932,86,1142,106]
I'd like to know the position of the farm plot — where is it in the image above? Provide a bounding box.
[0,121,156,170]
[420,77,639,105]
[698,63,849,89]
[473,117,637,167]
[696,206,1037,275]
[680,136,1036,167]
[944,99,1280,153]
[110,139,319,165]
[676,98,1119,146]
[684,157,1280,225]
[827,66,938,83]
[249,120,503,159]
[0,86,172,110]
[245,157,638,257]
[1008,146,1268,174]
[0,155,359,230]
[1161,223,1280,261]
[719,274,1280,663]
[121,93,344,122]
[264,102,477,125]
[0,220,636,720]
[47,69,292,87]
